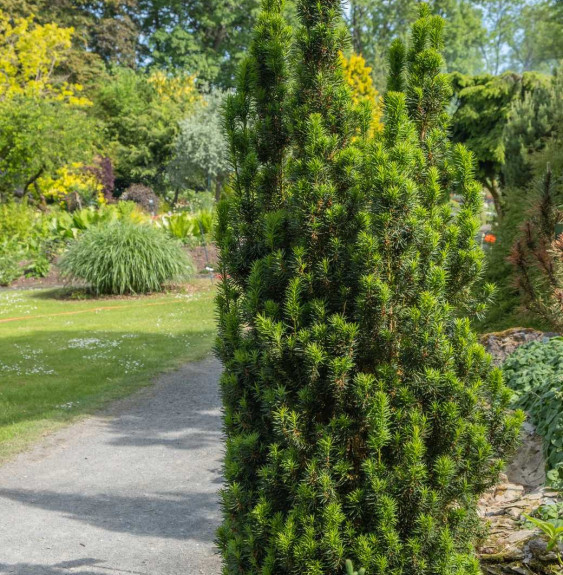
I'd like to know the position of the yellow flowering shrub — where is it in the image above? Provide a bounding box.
[340,52,382,135]
[0,11,91,106]
[38,164,102,206]
[147,70,199,112]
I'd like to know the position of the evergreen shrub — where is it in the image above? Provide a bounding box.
[216,1,523,573]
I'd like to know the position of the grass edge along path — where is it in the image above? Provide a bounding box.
[0,281,217,462]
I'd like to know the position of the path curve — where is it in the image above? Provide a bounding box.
[0,357,223,575]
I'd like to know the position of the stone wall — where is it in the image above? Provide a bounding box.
[478,329,562,574]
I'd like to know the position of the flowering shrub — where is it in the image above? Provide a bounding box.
[38,163,103,207]
[340,51,382,136]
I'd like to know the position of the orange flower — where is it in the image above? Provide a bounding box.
[484,234,497,244]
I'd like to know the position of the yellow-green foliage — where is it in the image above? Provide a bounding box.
[147,70,200,112]
[0,10,91,106]
[50,202,150,239]
[38,164,103,205]
[0,201,48,243]
[157,210,214,242]
[341,51,382,135]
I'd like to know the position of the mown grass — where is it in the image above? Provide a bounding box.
[0,280,216,460]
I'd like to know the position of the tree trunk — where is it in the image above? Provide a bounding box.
[215,177,223,202]
[172,188,180,207]
[23,166,45,194]
[485,177,504,221]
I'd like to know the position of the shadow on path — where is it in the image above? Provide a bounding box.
[0,488,218,541]
[0,358,224,574]
[0,558,145,575]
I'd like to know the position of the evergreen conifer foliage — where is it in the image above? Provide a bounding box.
[216,3,523,574]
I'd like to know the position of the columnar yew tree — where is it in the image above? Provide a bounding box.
[216,2,523,574]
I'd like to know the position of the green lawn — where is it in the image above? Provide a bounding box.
[0,281,216,460]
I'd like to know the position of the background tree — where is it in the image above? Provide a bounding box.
[478,0,522,75]
[450,70,550,219]
[217,2,522,574]
[346,0,418,86]
[0,11,100,199]
[136,0,264,87]
[93,67,199,193]
[0,10,91,104]
[509,0,563,72]
[432,0,485,74]
[0,0,139,80]
[510,169,563,330]
[168,90,230,202]
[480,65,563,330]
[346,0,485,84]
[503,82,556,190]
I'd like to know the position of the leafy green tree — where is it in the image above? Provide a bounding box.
[0,97,99,200]
[168,90,230,201]
[137,0,266,87]
[93,67,198,193]
[450,70,550,219]
[346,0,485,84]
[433,0,485,74]
[216,2,522,574]
[509,0,563,73]
[478,0,523,75]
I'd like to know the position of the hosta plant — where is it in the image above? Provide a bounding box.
[503,337,563,488]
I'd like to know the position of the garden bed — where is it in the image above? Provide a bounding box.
[2,245,219,291]
[478,329,563,574]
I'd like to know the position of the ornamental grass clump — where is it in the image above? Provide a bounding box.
[216,1,523,574]
[60,220,192,295]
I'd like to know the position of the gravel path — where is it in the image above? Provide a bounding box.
[0,357,223,575]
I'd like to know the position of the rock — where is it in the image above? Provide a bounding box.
[478,328,562,574]
[528,538,563,565]
[477,465,561,573]
[481,328,553,365]
[494,484,525,503]
[506,422,546,488]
